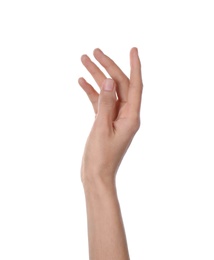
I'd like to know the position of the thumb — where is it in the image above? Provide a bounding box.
[97,78,116,124]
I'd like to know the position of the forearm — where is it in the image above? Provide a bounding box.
[83,177,130,260]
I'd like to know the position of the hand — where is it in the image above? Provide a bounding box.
[78,48,143,186]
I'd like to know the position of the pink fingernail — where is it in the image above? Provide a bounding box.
[103,79,114,91]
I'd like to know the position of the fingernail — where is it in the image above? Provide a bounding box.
[103,79,114,91]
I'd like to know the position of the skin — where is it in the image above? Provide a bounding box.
[78,47,143,260]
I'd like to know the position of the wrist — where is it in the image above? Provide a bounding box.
[81,161,117,185]
[81,171,117,197]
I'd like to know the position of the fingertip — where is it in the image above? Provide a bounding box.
[93,48,103,57]
[130,47,138,57]
[78,77,85,85]
[130,47,141,69]
[81,54,88,63]
[102,78,116,92]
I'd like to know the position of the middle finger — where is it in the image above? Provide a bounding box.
[93,48,130,103]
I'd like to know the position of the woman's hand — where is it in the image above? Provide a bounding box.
[78,48,143,186]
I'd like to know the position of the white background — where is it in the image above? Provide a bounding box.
[0,0,213,259]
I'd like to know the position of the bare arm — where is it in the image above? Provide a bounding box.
[83,178,129,260]
[78,48,143,259]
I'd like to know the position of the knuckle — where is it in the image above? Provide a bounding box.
[94,118,112,136]
[101,97,114,108]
